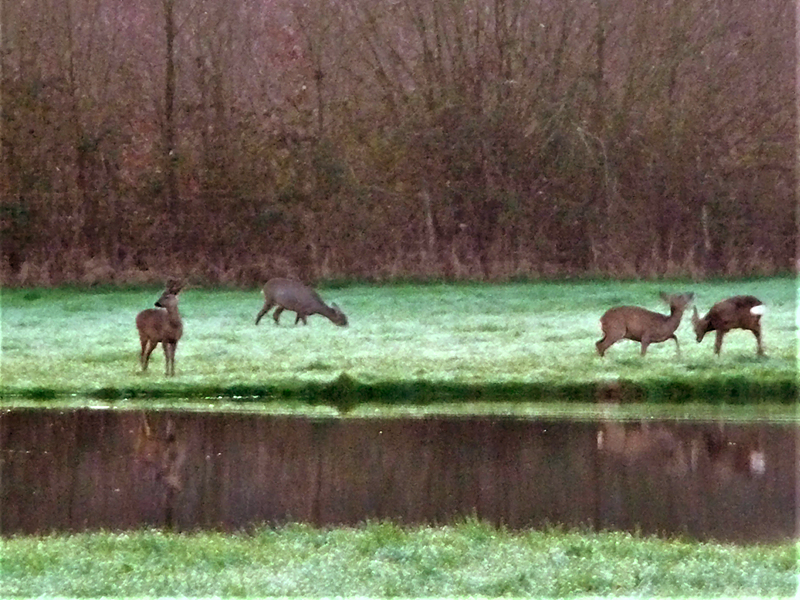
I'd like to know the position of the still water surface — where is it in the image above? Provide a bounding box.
[1,408,796,542]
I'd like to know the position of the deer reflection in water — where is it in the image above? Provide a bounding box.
[597,421,766,481]
[134,415,186,492]
[0,409,792,539]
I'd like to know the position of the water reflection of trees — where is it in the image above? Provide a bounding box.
[0,410,793,542]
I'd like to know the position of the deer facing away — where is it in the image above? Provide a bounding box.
[255,278,348,327]
[596,292,694,357]
[136,283,183,375]
[692,295,765,356]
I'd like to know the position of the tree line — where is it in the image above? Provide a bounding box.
[0,0,795,286]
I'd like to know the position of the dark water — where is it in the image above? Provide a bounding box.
[1,409,797,542]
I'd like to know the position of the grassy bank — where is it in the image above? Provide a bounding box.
[1,278,796,408]
[2,521,796,597]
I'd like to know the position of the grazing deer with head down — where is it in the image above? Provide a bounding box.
[692,295,765,356]
[136,281,183,375]
[255,278,348,327]
[596,292,694,357]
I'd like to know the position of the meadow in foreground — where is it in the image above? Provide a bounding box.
[0,277,795,407]
[2,521,796,597]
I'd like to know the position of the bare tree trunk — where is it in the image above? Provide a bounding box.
[0,0,5,197]
[421,189,437,263]
[163,0,179,251]
[294,2,332,137]
[0,0,7,199]
[592,0,607,133]
[796,0,800,274]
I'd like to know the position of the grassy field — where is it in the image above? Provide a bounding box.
[1,277,796,409]
[2,521,797,597]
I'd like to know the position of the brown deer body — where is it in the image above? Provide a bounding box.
[255,278,348,327]
[596,292,694,357]
[692,295,765,356]
[136,284,183,375]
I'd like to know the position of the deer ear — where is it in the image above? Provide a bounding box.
[166,278,183,295]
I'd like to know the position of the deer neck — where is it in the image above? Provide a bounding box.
[666,306,685,330]
[164,306,182,329]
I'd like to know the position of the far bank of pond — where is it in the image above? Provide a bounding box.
[2,370,798,411]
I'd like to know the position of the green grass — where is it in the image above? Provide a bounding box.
[2,521,797,597]
[1,278,796,409]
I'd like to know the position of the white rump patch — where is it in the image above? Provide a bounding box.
[750,450,766,476]
[750,304,766,316]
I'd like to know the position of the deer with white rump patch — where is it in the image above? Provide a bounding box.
[596,292,694,357]
[691,295,765,356]
[255,278,348,327]
[135,281,183,375]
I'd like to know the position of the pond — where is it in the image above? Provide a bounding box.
[1,408,796,542]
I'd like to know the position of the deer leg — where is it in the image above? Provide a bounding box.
[163,342,172,376]
[142,340,163,371]
[671,335,681,357]
[595,338,605,356]
[596,321,622,357]
[638,332,651,356]
[170,343,177,376]
[597,331,624,356]
[171,342,178,376]
[273,306,284,324]
[714,331,725,355]
[752,326,764,356]
[255,301,274,325]
[165,341,178,376]
[139,337,148,370]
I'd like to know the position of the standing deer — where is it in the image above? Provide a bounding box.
[255,278,348,327]
[596,292,694,357]
[691,295,765,356]
[136,282,183,375]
